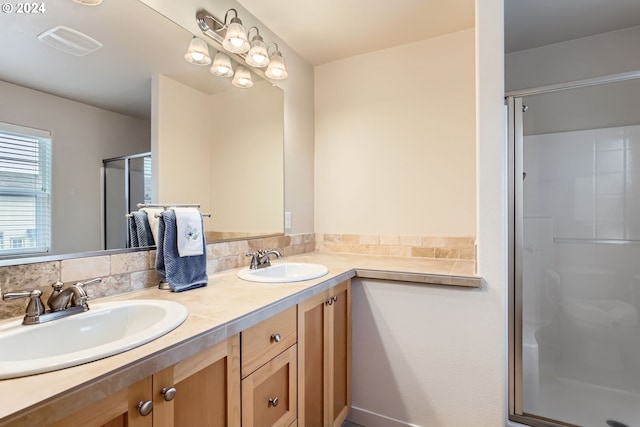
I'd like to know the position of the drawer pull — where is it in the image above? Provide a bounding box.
[269,396,279,407]
[161,386,177,401]
[332,295,338,302]
[325,298,333,306]
[137,400,154,416]
[271,333,281,343]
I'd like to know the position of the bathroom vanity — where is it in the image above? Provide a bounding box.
[0,253,478,427]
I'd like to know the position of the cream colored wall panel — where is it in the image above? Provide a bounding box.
[154,75,212,223]
[314,28,476,237]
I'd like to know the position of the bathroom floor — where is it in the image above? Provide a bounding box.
[342,421,365,427]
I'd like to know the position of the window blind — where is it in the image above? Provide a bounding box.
[0,124,51,256]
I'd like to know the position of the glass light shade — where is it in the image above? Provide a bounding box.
[184,37,211,65]
[210,52,234,77]
[72,0,103,5]
[245,36,269,68]
[222,18,250,53]
[265,51,288,80]
[232,65,253,88]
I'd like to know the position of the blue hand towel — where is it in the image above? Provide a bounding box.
[132,211,155,247]
[155,210,207,292]
[127,216,139,248]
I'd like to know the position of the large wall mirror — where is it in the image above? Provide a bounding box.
[0,0,284,263]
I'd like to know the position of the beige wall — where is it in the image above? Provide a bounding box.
[0,80,150,255]
[209,81,284,234]
[314,29,476,237]
[341,10,508,426]
[153,75,212,213]
[153,75,284,234]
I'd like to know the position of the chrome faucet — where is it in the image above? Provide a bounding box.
[1,278,101,325]
[245,249,283,269]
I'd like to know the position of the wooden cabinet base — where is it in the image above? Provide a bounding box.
[242,344,297,427]
[298,280,351,427]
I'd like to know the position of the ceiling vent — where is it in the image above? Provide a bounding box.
[37,26,102,57]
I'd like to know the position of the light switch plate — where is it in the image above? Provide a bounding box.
[284,211,291,229]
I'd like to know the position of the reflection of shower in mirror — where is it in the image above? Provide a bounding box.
[102,152,152,250]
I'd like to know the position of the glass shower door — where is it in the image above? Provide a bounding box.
[103,153,151,249]
[511,77,640,427]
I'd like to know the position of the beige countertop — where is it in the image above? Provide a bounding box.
[0,252,480,426]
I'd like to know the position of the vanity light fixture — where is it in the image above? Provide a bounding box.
[245,27,269,68]
[265,43,288,80]
[195,9,289,81]
[71,0,103,5]
[232,65,253,88]
[221,9,250,54]
[184,36,212,65]
[210,52,234,77]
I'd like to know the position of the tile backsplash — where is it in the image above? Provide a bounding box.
[0,232,475,321]
[316,233,476,261]
[0,233,315,321]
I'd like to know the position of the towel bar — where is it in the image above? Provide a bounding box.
[127,212,212,218]
[136,203,201,209]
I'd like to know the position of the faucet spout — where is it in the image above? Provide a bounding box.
[245,249,283,269]
[47,278,101,312]
[258,249,282,266]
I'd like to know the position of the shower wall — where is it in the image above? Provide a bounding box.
[523,123,640,404]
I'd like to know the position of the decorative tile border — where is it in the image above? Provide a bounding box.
[316,233,476,261]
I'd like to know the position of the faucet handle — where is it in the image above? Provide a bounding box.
[76,278,102,288]
[2,289,46,324]
[246,252,260,269]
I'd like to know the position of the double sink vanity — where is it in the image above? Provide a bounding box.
[0,252,479,427]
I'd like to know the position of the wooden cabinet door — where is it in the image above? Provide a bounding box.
[328,281,351,427]
[298,280,351,427]
[242,344,297,427]
[48,377,152,427]
[158,334,241,427]
[47,335,241,427]
[298,288,328,427]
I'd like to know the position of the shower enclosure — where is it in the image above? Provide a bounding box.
[102,152,151,250]
[508,74,640,427]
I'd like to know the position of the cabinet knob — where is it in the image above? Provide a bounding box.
[161,386,177,401]
[269,396,279,407]
[332,295,338,302]
[137,400,154,416]
[270,333,281,343]
[325,298,333,306]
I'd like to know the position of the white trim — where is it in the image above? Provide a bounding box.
[505,70,640,97]
[0,121,51,139]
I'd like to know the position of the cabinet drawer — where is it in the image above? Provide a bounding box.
[242,344,297,427]
[242,306,297,377]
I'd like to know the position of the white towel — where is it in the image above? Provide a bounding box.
[173,208,204,257]
[141,208,163,245]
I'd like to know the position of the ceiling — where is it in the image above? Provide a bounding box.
[237,0,475,66]
[0,0,250,119]
[2,0,639,119]
[237,0,640,63]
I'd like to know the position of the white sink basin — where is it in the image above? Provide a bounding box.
[0,299,188,379]
[237,262,329,283]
